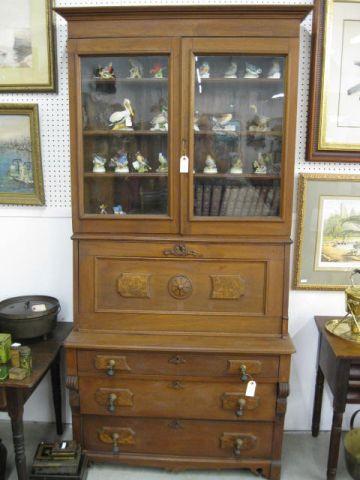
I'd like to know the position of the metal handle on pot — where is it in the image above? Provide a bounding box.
[350,410,360,430]
[351,270,360,287]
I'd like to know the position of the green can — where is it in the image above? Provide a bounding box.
[0,333,11,364]
[0,364,9,382]
[19,346,32,375]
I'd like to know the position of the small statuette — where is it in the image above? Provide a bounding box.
[110,150,129,173]
[203,154,218,174]
[199,62,210,78]
[109,98,134,131]
[212,113,233,131]
[194,111,200,132]
[156,152,168,172]
[150,101,168,131]
[128,58,144,79]
[247,105,271,132]
[150,63,166,78]
[253,152,269,174]
[132,151,151,173]
[229,153,243,174]
[267,60,281,79]
[113,204,126,215]
[224,61,238,78]
[93,154,107,173]
[94,63,115,80]
[244,62,262,79]
[99,203,108,214]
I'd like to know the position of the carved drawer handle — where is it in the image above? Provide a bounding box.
[108,393,117,413]
[169,355,186,365]
[112,433,120,454]
[107,359,116,377]
[236,398,246,417]
[163,243,202,258]
[240,364,251,383]
[234,438,244,456]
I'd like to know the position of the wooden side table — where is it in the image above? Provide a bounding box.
[0,322,72,480]
[312,315,360,480]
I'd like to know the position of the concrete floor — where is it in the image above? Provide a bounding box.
[0,421,352,479]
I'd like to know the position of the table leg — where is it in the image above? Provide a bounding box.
[312,366,324,437]
[50,351,63,435]
[327,409,344,480]
[0,438,7,480]
[6,388,27,480]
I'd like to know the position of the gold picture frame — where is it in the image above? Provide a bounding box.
[0,0,56,92]
[294,173,360,290]
[0,104,45,205]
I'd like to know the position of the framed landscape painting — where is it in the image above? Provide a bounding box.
[0,0,56,92]
[0,104,45,205]
[307,0,360,162]
[294,174,360,290]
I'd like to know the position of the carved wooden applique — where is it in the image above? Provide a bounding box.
[95,387,134,407]
[210,275,245,300]
[98,427,135,446]
[220,433,257,451]
[117,273,151,298]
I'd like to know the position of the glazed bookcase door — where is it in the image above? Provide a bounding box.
[180,38,299,236]
[69,38,180,234]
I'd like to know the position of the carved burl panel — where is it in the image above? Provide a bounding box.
[117,273,151,298]
[211,275,245,299]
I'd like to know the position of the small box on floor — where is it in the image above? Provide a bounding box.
[30,441,88,479]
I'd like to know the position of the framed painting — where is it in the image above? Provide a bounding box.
[294,174,360,290]
[0,104,45,205]
[307,0,360,162]
[0,0,56,92]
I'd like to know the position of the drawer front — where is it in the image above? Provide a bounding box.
[79,377,276,421]
[83,415,273,459]
[77,350,279,379]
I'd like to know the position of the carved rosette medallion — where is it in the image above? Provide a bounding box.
[168,275,192,299]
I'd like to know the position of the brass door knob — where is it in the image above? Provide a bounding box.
[236,398,246,417]
[108,393,117,413]
[234,438,244,456]
[107,359,116,376]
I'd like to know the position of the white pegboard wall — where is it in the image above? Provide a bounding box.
[1,0,359,212]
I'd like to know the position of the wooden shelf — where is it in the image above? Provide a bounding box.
[194,173,280,180]
[84,77,167,85]
[195,130,282,137]
[84,172,168,178]
[199,77,283,85]
[83,130,168,136]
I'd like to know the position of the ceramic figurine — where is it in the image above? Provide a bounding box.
[150,63,166,78]
[92,154,107,173]
[109,99,134,130]
[224,61,238,78]
[253,152,269,174]
[156,152,168,172]
[194,111,200,131]
[197,114,212,131]
[203,154,218,174]
[128,58,144,79]
[132,151,151,173]
[212,113,233,131]
[229,153,243,174]
[110,151,129,173]
[199,62,210,78]
[244,62,262,79]
[99,203,108,214]
[150,104,168,131]
[247,105,271,132]
[113,205,126,215]
[94,63,115,80]
[267,60,281,79]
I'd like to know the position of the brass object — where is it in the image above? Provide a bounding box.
[240,364,250,383]
[107,393,117,413]
[117,273,151,298]
[168,275,193,299]
[236,398,247,417]
[107,359,116,376]
[325,270,360,343]
[227,359,262,375]
[168,355,186,365]
[112,433,120,454]
[98,427,135,452]
[221,392,259,416]
[344,409,360,480]
[220,433,257,454]
[95,387,134,408]
[94,355,131,374]
[163,243,202,258]
[210,275,245,300]
[234,438,244,456]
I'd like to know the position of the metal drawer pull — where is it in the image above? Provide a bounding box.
[112,433,120,454]
[169,355,186,365]
[236,398,246,417]
[107,359,116,376]
[240,364,250,383]
[107,393,117,413]
[234,438,244,456]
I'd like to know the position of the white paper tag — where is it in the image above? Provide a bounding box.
[245,380,257,397]
[180,155,189,173]
[32,304,47,312]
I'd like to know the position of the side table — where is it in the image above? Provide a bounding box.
[0,322,72,480]
[312,315,360,480]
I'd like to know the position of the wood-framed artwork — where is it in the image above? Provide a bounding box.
[294,173,360,290]
[0,104,45,205]
[0,0,56,92]
[307,0,360,162]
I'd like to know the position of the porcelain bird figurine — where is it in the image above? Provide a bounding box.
[109,99,135,130]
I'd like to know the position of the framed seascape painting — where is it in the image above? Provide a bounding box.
[0,104,45,205]
[0,0,56,92]
[294,174,360,290]
[307,0,360,162]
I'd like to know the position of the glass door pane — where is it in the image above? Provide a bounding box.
[193,55,285,218]
[81,55,169,216]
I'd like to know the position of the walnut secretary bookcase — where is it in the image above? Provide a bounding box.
[56,6,311,479]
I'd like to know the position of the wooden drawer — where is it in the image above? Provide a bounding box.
[77,350,279,380]
[83,415,274,459]
[79,377,276,421]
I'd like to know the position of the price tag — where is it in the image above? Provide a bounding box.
[180,155,189,173]
[32,304,47,312]
[245,380,257,397]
